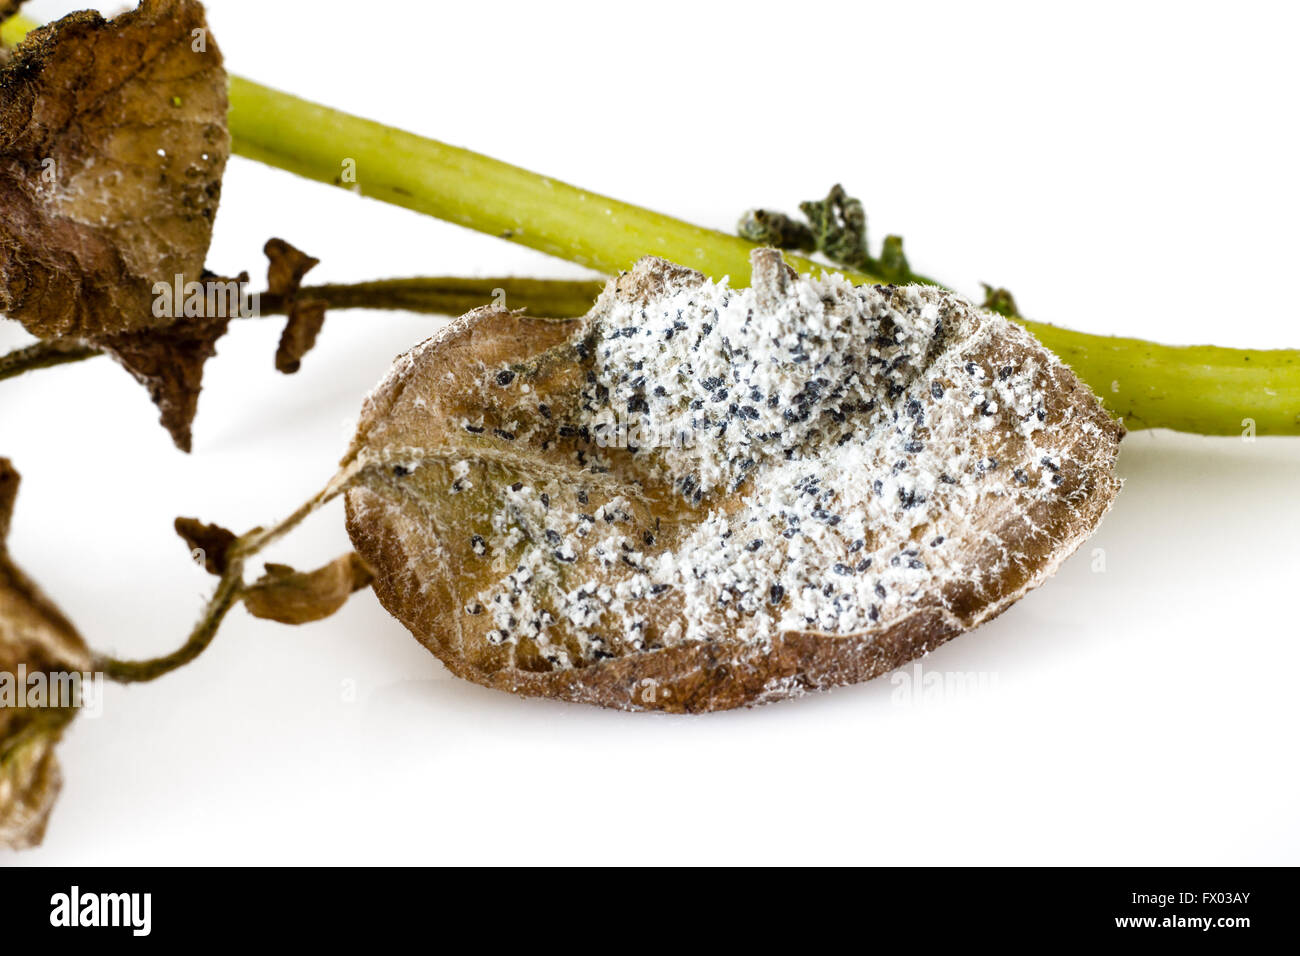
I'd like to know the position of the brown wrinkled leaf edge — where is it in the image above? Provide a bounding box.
[243,552,372,625]
[1,458,88,849]
[175,510,373,625]
[265,238,327,374]
[174,515,236,575]
[94,307,233,453]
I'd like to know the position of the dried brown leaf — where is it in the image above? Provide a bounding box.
[275,300,326,375]
[0,728,61,849]
[174,514,236,575]
[0,458,89,848]
[264,237,318,298]
[265,238,326,374]
[344,252,1123,712]
[242,552,373,625]
[0,1,233,449]
[94,311,231,452]
[0,460,88,679]
[0,0,228,339]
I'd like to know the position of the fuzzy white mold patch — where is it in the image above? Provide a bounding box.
[461,252,1101,667]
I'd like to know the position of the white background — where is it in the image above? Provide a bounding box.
[4,0,1298,864]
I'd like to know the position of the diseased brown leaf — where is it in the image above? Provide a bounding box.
[264,237,318,299]
[174,515,236,575]
[344,251,1123,712]
[0,727,61,850]
[0,1,233,450]
[242,552,373,625]
[275,300,326,375]
[265,237,327,374]
[94,310,231,452]
[0,461,88,677]
[0,458,89,848]
[0,0,228,339]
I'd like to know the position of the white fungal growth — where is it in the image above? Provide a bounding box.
[443,253,1106,666]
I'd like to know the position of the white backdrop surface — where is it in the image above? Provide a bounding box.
[3,0,1297,865]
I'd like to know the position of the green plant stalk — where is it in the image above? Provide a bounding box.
[1018,322,1298,435]
[7,15,1297,434]
[227,77,882,288]
[0,14,33,47]
[226,77,1300,436]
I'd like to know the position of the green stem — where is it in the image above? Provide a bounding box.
[227,77,887,286]
[1020,321,1298,436]
[6,9,1296,437]
[226,77,1300,436]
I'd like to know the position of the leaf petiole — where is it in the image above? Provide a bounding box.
[94,460,364,682]
[0,276,606,381]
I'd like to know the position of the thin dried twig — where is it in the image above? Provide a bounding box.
[94,461,365,682]
[0,339,101,381]
[0,276,603,381]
